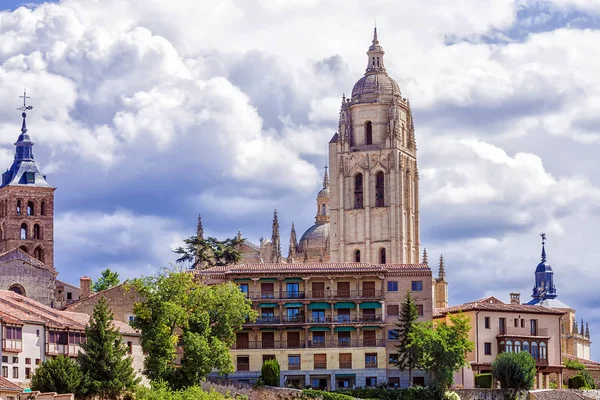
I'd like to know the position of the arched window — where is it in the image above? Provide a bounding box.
[20,223,27,240]
[506,341,513,353]
[19,246,27,254]
[9,284,25,296]
[375,171,385,207]
[16,200,21,216]
[514,341,521,353]
[531,342,539,359]
[380,248,386,264]
[365,121,373,145]
[355,250,361,262]
[354,173,364,209]
[27,201,34,216]
[499,341,505,352]
[34,247,43,262]
[523,341,530,354]
[321,204,326,215]
[40,201,46,216]
[33,224,41,240]
[540,342,547,360]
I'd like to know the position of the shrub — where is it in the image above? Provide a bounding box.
[564,358,586,370]
[135,382,228,400]
[445,392,461,400]
[30,355,84,395]
[570,371,596,389]
[569,375,586,389]
[260,359,280,387]
[474,373,492,388]
[334,386,444,400]
[303,389,355,400]
[492,351,536,390]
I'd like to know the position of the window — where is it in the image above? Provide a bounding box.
[35,359,40,365]
[365,353,377,368]
[40,201,46,216]
[314,354,327,369]
[288,355,300,370]
[321,204,326,215]
[261,282,274,298]
[286,283,300,298]
[388,329,399,340]
[531,342,539,359]
[416,304,424,316]
[355,250,361,262]
[1,356,7,363]
[387,305,399,316]
[515,341,521,353]
[127,341,133,354]
[311,311,325,323]
[262,354,276,362]
[27,201,34,216]
[67,292,73,300]
[339,353,352,369]
[6,327,22,340]
[336,308,350,322]
[36,329,39,337]
[506,341,513,353]
[237,356,249,371]
[128,315,136,323]
[499,317,506,334]
[484,342,492,355]
[25,358,31,365]
[411,281,423,291]
[388,377,400,388]
[523,341,530,353]
[540,342,547,360]
[261,332,275,349]
[387,281,398,292]
[312,282,325,298]
[380,247,386,263]
[12,367,18,379]
[12,357,18,364]
[26,172,35,184]
[312,331,325,345]
[25,367,31,379]
[34,247,43,261]
[514,318,519,328]
[354,173,363,208]
[484,316,490,329]
[388,353,398,364]
[20,223,27,240]
[375,171,384,207]
[33,224,41,239]
[16,200,21,216]
[1,366,7,378]
[366,377,377,387]
[365,121,373,145]
[530,319,538,336]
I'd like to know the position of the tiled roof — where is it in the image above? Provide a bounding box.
[434,297,567,318]
[0,376,22,391]
[0,290,138,335]
[62,282,128,311]
[562,353,600,370]
[0,248,56,273]
[195,262,430,277]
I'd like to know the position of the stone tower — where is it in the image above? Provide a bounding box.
[329,28,420,264]
[0,104,55,271]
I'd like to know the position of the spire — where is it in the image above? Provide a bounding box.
[373,26,378,44]
[573,319,578,335]
[365,26,386,74]
[271,210,281,263]
[323,165,329,189]
[14,89,35,162]
[422,248,428,265]
[586,322,590,338]
[196,214,204,240]
[581,319,584,336]
[288,222,297,262]
[438,254,446,281]
[540,232,547,263]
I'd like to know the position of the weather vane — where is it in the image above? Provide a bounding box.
[540,232,546,245]
[17,89,33,114]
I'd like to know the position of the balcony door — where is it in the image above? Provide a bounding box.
[261,283,275,298]
[363,330,376,346]
[499,318,506,335]
[262,332,275,349]
[337,282,350,297]
[236,332,249,349]
[362,281,375,297]
[530,319,538,336]
[312,282,325,298]
[287,331,301,348]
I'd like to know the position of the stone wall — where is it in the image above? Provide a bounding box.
[454,389,528,400]
[0,255,56,306]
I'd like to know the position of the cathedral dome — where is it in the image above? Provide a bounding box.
[535,260,552,274]
[317,186,329,199]
[298,222,329,254]
[351,73,401,101]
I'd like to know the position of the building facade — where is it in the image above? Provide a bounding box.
[196,262,432,389]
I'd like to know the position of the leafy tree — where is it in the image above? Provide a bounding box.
[174,236,243,270]
[129,267,256,388]
[30,355,83,395]
[409,312,474,391]
[395,290,420,386]
[492,351,536,391]
[260,358,281,387]
[93,268,121,292]
[78,296,139,399]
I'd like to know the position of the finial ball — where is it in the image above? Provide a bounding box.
[21,112,26,118]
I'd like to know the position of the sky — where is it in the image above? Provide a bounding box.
[0,0,599,359]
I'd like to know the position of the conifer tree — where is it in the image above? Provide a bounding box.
[395,290,420,386]
[78,296,139,399]
[31,355,83,395]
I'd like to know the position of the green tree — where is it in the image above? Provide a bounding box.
[78,296,139,399]
[409,312,474,391]
[492,351,536,392]
[174,236,243,270]
[129,267,256,388]
[93,268,121,292]
[260,358,281,386]
[30,355,83,395]
[395,290,420,386]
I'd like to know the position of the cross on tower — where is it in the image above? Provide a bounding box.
[17,89,33,113]
[540,232,546,245]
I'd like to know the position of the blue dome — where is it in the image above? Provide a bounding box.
[535,261,552,274]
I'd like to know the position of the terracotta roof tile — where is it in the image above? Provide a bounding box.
[434,297,567,318]
[0,376,22,391]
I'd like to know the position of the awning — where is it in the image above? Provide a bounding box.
[334,302,355,309]
[284,278,303,282]
[335,374,356,378]
[259,303,278,308]
[259,278,277,282]
[260,327,277,331]
[233,278,251,282]
[283,303,303,308]
[359,302,382,309]
[285,327,304,331]
[334,327,356,332]
[362,326,382,330]
[309,327,330,332]
[308,302,330,310]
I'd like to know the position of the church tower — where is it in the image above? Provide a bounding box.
[0,96,55,271]
[329,28,420,264]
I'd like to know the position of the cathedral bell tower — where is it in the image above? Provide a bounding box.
[328,28,420,264]
[0,92,56,271]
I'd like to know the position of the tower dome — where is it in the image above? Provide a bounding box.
[527,233,570,308]
[298,167,330,262]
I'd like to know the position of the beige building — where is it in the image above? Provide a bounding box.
[434,294,566,389]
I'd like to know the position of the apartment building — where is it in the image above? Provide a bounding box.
[196,261,432,390]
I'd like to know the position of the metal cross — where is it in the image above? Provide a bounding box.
[540,232,546,245]
[17,89,33,112]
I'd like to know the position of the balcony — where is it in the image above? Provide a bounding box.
[248,290,384,300]
[232,339,384,349]
[236,363,250,371]
[46,343,81,356]
[288,362,301,370]
[255,316,281,324]
[281,291,305,299]
[314,362,327,369]
[339,361,352,369]
[2,339,22,353]
[498,327,549,337]
[365,360,378,368]
[247,314,383,326]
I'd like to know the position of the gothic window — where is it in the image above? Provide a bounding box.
[34,247,43,262]
[321,204,326,215]
[16,200,21,216]
[33,224,41,240]
[27,201,34,216]
[380,248,386,264]
[355,250,361,262]
[40,201,46,216]
[540,342,547,360]
[375,171,384,207]
[20,224,27,240]
[354,173,363,209]
[365,121,373,145]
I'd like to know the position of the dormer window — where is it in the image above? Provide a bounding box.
[26,172,35,184]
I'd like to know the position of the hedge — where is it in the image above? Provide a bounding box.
[475,373,492,388]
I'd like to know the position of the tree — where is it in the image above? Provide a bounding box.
[174,236,243,270]
[129,267,256,389]
[31,355,83,395]
[78,296,139,399]
[395,290,420,386]
[93,268,121,292]
[492,351,536,392]
[260,358,281,387]
[409,312,474,391]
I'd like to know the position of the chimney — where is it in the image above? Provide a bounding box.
[510,292,521,305]
[80,276,92,299]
